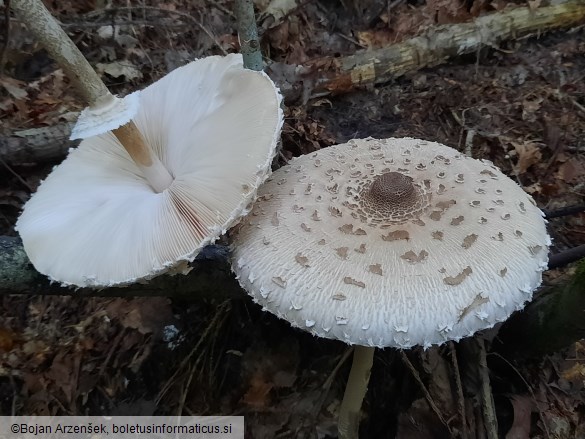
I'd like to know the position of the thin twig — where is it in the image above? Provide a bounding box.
[449,342,468,439]
[464,129,475,158]
[64,6,228,55]
[177,362,197,416]
[98,328,127,377]
[548,244,585,269]
[322,346,354,391]
[0,157,33,191]
[156,301,231,405]
[400,350,453,435]
[312,346,353,423]
[279,0,316,22]
[544,204,585,219]
[9,374,17,416]
[207,0,235,18]
[478,338,498,439]
[489,352,550,439]
[60,19,183,28]
[234,0,263,70]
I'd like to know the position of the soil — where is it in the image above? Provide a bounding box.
[0,0,584,438]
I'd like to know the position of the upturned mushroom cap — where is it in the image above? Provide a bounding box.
[17,53,283,287]
[231,138,550,349]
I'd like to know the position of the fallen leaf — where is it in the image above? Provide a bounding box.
[521,97,543,122]
[509,140,543,174]
[45,350,80,405]
[260,0,297,29]
[96,62,143,81]
[0,77,28,100]
[556,158,585,184]
[240,337,300,408]
[356,29,394,49]
[560,363,585,385]
[242,373,274,408]
[523,182,541,194]
[106,298,174,335]
[0,327,18,352]
[397,398,450,438]
[505,395,533,439]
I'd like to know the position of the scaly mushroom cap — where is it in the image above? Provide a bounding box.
[231,138,550,349]
[17,54,283,287]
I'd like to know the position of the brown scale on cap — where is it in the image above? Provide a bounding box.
[345,171,432,226]
[367,172,416,206]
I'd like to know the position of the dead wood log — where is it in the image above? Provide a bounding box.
[0,235,582,297]
[3,1,585,165]
[547,244,585,269]
[272,0,585,100]
[1,234,584,354]
[0,123,76,164]
[0,236,243,298]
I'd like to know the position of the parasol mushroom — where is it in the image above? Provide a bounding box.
[12,0,282,287]
[16,53,283,287]
[230,137,550,438]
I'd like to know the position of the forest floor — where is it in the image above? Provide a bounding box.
[0,0,584,437]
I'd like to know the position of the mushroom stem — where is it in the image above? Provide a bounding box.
[10,0,107,104]
[111,122,173,193]
[338,345,375,439]
[11,0,174,193]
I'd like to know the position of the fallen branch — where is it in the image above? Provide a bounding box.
[543,204,585,219]
[401,351,453,435]
[4,1,585,164]
[478,338,498,439]
[547,244,585,270]
[0,236,242,298]
[0,235,582,298]
[0,123,76,165]
[2,235,585,356]
[270,0,585,100]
